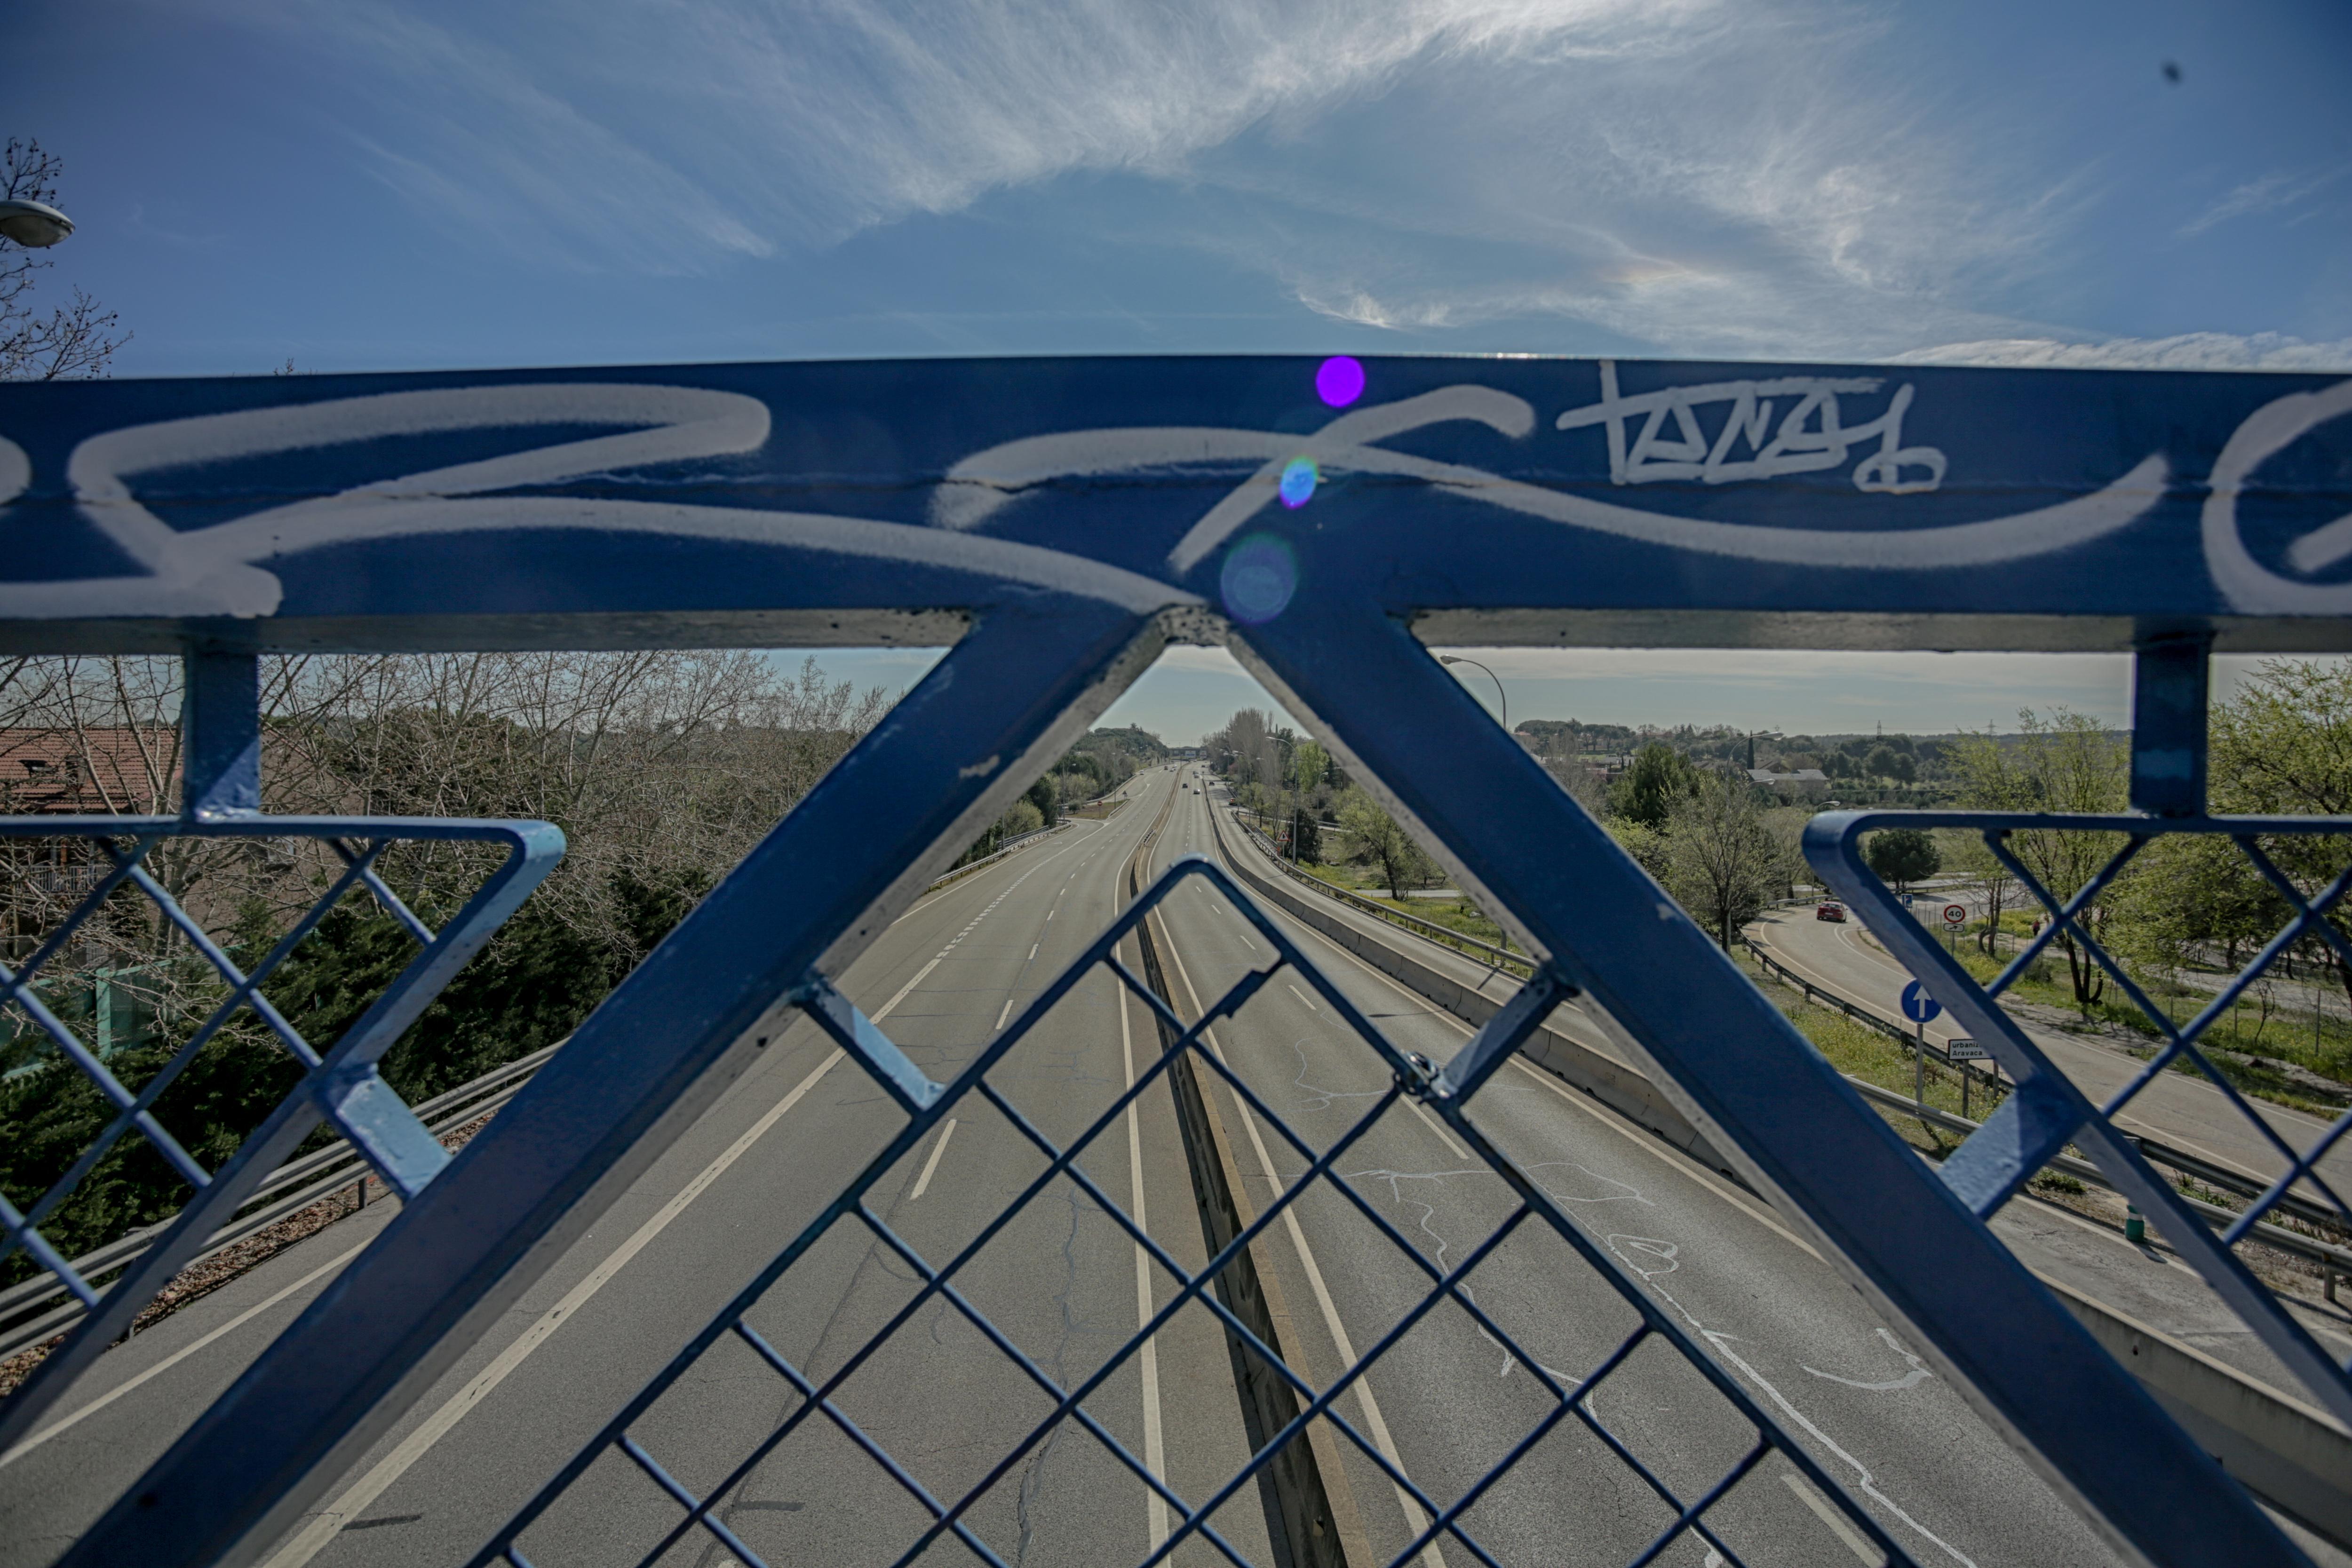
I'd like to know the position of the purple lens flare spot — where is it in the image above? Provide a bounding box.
[1220,534,1298,625]
[1279,457,1318,509]
[1316,356,1365,408]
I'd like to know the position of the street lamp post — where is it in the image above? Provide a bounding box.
[1438,655,1507,736]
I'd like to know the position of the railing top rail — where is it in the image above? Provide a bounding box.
[5,354,2351,654]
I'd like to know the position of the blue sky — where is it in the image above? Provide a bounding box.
[14,0,2351,741]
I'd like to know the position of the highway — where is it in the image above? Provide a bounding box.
[0,761,2249,1568]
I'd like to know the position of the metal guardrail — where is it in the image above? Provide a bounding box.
[0,1040,556,1364]
[1228,807,1534,977]
[1744,935,2352,1256]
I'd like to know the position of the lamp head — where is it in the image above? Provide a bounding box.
[0,199,74,248]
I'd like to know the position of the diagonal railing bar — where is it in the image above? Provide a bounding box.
[1993,828,2352,1227]
[474,868,1376,1568]
[1414,1058,1923,1568]
[1137,865,1923,1568]
[0,953,215,1194]
[116,860,325,1069]
[3,842,398,1263]
[1624,1441,1774,1568]
[0,812,564,1456]
[1814,808,2352,1433]
[612,1434,789,1568]
[1981,830,2146,1003]
[347,850,439,947]
[721,1322,1017,1568]
[1383,1321,1639,1568]
[0,830,166,1001]
[853,1208,1270,1568]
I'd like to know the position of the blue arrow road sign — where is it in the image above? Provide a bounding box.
[1900,979,1942,1023]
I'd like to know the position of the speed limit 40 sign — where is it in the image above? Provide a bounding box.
[1941,904,1967,927]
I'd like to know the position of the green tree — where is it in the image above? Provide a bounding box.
[2208,659,2352,1007]
[1610,743,1700,829]
[1336,788,1439,899]
[1865,827,1940,892]
[1951,709,2126,1011]
[1663,772,1787,949]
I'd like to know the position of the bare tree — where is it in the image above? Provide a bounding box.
[1,139,127,382]
[1663,772,1787,950]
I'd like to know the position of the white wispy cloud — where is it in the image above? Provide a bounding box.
[2178,166,2348,239]
[1888,333,2352,371]
[205,0,2327,361]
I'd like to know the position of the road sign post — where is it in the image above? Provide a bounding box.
[1901,980,1942,1106]
[1950,1038,1987,1116]
[1942,902,1967,955]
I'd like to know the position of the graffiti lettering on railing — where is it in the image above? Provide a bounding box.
[1554,360,1948,494]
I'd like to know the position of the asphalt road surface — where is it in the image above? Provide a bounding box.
[1748,905,2352,1210]
[0,762,2286,1568]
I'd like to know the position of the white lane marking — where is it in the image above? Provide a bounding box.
[259,1048,847,1568]
[874,959,941,1024]
[13,854,1054,1474]
[1030,943,1039,961]
[1784,1472,1883,1563]
[1118,979,1172,1551]
[1203,824,1974,1562]
[1404,1100,1472,1163]
[1287,984,1318,1011]
[996,996,1017,1031]
[1155,922,1446,1568]
[908,1120,958,1202]
[0,1236,373,1469]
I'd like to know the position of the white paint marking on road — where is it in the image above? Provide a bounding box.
[997,996,1017,1031]
[258,1047,848,1568]
[1286,983,1318,1011]
[874,958,942,1024]
[1784,1472,1884,1563]
[908,1119,958,1201]
[1118,980,1173,1552]
[0,1237,373,1469]
[1404,1099,1473,1163]
[1155,922,1446,1568]
[1029,943,1040,961]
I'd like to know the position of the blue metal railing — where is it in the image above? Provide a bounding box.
[3,351,2345,1566]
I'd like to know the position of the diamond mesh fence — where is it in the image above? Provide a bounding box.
[472,852,1918,1568]
[0,814,559,1433]
[1811,810,2352,1428]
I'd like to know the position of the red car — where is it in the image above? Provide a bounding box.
[1816,902,1847,923]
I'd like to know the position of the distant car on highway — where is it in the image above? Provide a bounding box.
[1816,902,1847,923]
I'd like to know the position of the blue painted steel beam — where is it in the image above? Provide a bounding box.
[2,356,2350,656]
[180,648,260,820]
[2131,634,2213,816]
[1228,610,2304,1568]
[59,600,1174,1568]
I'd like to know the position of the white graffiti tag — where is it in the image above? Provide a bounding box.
[1555,359,1948,494]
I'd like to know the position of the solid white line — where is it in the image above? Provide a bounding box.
[258,1047,847,1568]
[0,1237,374,1469]
[1119,981,1172,1551]
[908,1120,958,1201]
[996,996,1017,1031]
[874,958,941,1024]
[1784,1472,1882,1563]
[1155,918,1446,1568]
